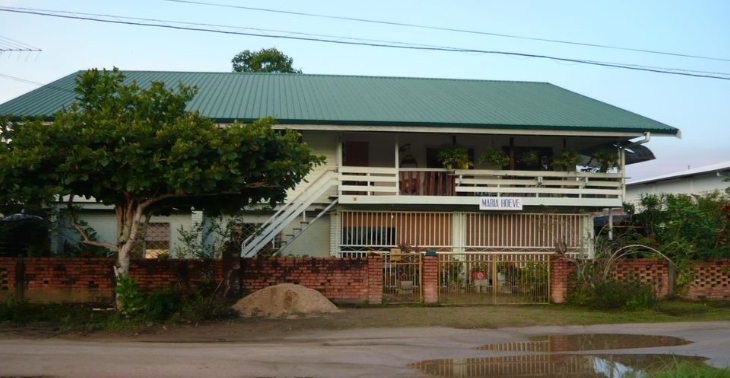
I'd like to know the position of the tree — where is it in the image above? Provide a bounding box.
[0,68,322,279]
[231,48,302,73]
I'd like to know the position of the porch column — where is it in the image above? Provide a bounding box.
[451,212,465,253]
[394,134,400,195]
[336,133,343,168]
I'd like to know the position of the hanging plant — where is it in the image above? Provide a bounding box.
[519,149,540,165]
[552,150,580,171]
[477,147,510,170]
[438,144,472,170]
[592,148,620,173]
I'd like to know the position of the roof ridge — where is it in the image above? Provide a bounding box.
[102,69,551,85]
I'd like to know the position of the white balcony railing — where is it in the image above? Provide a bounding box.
[338,166,624,207]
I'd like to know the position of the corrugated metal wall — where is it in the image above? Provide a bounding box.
[338,210,593,256]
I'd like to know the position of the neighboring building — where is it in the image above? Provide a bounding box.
[0,71,680,258]
[626,161,730,205]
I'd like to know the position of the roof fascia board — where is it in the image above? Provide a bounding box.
[269,124,651,138]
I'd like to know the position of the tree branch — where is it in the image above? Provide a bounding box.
[67,196,119,252]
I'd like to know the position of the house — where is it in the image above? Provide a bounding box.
[626,161,730,205]
[0,71,680,259]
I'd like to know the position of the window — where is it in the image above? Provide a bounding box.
[132,222,170,258]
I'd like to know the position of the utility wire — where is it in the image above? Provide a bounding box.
[162,0,730,63]
[1,5,457,51]
[0,73,75,94]
[11,5,727,77]
[2,7,729,81]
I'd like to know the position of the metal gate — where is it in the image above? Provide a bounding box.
[382,252,423,304]
[438,253,550,304]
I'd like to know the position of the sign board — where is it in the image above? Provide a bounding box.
[479,197,523,211]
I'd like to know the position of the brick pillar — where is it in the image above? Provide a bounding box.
[422,255,438,304]
[550,254,573,304]
[367,255,383,305]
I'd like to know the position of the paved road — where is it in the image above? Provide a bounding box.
[1,321,728,378]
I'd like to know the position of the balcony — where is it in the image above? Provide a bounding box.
[338,166,623,208]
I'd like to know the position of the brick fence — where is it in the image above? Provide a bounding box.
[683,259,730,301]
[0,256,383,305]
[240,257,372,304]
[1,255,728,305]
[549,255,727,303]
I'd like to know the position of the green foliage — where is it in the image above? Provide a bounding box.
[568,273,657,310]
[231,48,302,73]
[592,147,620,172]
[115,274,233,323]
[477,146,510,169]
[438,144,472,170]
[0,296,33,322]
[0,68,323,270]
[174,214,249,259]
[639,361,730,378]
[520,260,548,283]
[115,275,146,318]
[551,150,581,171]
[519,149,540,164]
[629,192,730,260]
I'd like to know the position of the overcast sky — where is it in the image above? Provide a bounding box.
[1,0,728,180]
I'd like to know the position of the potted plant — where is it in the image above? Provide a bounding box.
[551,150,580,172]
[438,144,472,170]
[477,146,510,169]
[519,149,540,165]
[592,148,620,173]
[472,261,489,280]
[471,261,490,293]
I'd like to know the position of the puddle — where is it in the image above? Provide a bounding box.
[410,354,708,378]
[479,334,691,352]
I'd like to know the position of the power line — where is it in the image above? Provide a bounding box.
[12,5,727,77]
[2,7,729,81]
[1,6,457,51]
[0,73,75,94]
[162,0,730,63]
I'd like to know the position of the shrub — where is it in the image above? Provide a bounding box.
[568,270,657,311]
[115,275,146,318]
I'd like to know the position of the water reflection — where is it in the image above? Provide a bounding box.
[478,334,690,353]
[410,354,707,378]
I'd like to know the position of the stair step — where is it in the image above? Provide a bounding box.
[292,228,302,232]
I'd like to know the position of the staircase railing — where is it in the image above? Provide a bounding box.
[240,168,338,257]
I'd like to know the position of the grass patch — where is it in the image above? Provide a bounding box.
[641,361,730,378]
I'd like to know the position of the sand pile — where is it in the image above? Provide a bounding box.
[233,283,339,318]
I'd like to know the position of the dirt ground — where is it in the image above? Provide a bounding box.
[2,301,729,342]
[1,320,729,378]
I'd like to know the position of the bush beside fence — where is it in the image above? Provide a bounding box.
[550,255,729,303]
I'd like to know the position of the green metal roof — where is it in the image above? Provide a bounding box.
[0,71,678,135]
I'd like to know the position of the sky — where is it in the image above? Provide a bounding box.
[0,0,728,181]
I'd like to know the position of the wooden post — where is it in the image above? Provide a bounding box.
[509,137,515,171]
[395,135,399,195]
